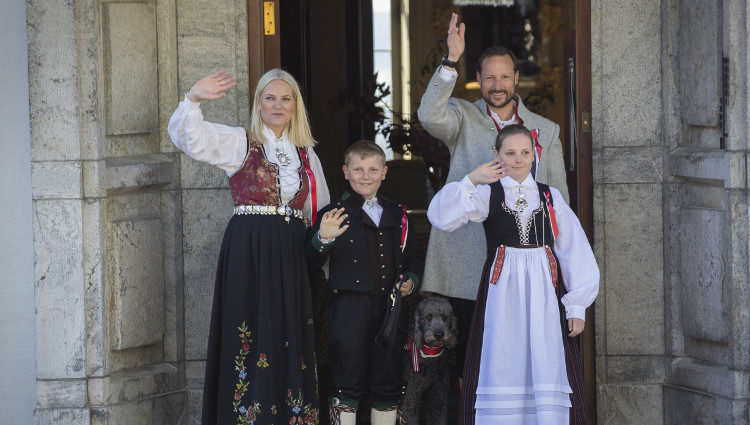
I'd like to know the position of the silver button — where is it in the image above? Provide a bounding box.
[381,265,385,268]
[353,259,357,263]
[380,254,384,257]
[356,280,360,283]
[434,82,438,86]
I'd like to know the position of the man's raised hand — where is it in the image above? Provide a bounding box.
[318,208,349,240]
[446,12,466,63]
[187,71,237,103]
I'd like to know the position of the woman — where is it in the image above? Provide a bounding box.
[169,70,329,425]
[427,124,598,425]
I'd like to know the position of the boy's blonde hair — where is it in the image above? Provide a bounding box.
[344,140,387,166]
[248,69,316,148]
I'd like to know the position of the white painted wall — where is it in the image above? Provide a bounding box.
[0,0,36,423]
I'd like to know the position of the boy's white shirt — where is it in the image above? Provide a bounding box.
[427,173,599,320]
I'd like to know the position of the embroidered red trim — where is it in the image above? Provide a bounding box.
[544,246,558,288]
[490,246,506,285]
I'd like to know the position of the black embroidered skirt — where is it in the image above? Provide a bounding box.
[201,214,319,425]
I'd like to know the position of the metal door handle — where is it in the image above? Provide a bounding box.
[568,57,577,172]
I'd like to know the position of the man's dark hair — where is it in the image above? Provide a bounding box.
[477,46,518,74]
[495,124,534,151]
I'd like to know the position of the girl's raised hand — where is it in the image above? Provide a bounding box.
[318,208,349,240]
[467,160,508,186]
[187,71,237,102]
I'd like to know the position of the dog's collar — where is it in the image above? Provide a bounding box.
[405,340,444,372]
[419,345,445,357]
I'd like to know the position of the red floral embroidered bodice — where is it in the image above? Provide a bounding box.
[228,139,309,209]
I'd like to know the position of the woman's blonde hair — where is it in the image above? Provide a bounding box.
[248,69,316,148]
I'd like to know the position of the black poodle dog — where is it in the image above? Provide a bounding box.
[400,296,458,425]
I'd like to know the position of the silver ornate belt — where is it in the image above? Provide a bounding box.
[233,204,307,224]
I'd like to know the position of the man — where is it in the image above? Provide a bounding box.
[418,12,584,423]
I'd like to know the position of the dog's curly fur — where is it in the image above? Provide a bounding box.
[400,296,458,425]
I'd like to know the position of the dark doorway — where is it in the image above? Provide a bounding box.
[273,0,595,423]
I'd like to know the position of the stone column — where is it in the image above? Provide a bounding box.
[28,1,187,423]
[591,0,666,423]
[662,0,749,423]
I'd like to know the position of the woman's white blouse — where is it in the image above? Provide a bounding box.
[427,174,599,320]
[168,95,330,222]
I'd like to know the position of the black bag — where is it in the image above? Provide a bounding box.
[374,275,407,347]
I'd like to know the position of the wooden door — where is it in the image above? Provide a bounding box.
[248,0,281,94]
[563,0,596,423]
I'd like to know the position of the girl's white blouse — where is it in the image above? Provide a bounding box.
[168,95,330,222]
[427,174,599,320]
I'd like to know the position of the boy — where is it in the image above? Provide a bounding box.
[305,140,425,425]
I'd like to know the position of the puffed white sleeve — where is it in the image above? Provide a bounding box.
[167,95,248,175]
[302,147,331,223]
[427,175,491,232]
[550,187,600,321]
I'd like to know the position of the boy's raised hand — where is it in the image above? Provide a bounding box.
[318,208,349,239]
[468,161,508,186]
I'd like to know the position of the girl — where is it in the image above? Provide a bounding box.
[427,124,598,425]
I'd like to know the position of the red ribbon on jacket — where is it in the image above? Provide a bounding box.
[400,205,408,252]
[543,190,558,239]
[299,148,317,225]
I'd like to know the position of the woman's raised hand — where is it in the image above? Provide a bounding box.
[187,71,237,102]
[318,208,349,240]
[468,161,508,186]
[446,12,466,63]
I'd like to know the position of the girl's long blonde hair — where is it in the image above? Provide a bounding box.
[248,69,316,148]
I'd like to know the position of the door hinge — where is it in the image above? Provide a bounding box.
[264,1,276,36]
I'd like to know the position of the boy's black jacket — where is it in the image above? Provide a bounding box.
[304,190,425,292]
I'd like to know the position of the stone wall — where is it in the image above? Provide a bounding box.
[592,0,749,423]
[0,0,36,423]
[25,0,251,423]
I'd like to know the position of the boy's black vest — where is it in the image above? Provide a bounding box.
[326,192,408,292]
[483,181,555,256]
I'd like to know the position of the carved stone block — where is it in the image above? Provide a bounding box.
[678,208,729,344]
[103,3,157,136]
[108,218,164,350]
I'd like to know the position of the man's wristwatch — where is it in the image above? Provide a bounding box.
[441,54,459,68]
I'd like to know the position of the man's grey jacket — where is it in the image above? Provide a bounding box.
[418,67,569,301]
